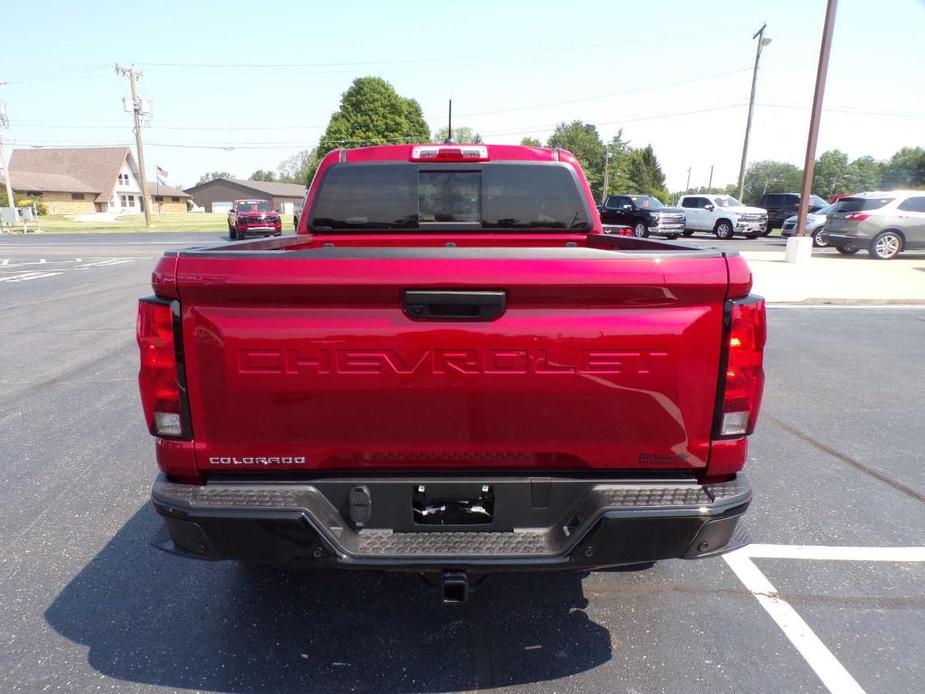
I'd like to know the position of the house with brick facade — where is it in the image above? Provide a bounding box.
[7,146,189,215]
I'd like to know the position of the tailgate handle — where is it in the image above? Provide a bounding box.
[402,290,506,321]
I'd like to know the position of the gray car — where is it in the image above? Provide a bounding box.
[781,203,836,247]
[825,191,925,259]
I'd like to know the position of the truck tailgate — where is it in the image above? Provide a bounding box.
[172,245,732,474]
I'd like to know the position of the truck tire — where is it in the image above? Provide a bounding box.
[682,229,695,237]
[745,233,758,239]
[835,244,859,255]
[665,234,679,240]
[869,231,902,260]
[633,223,649,238]
[714,220,734,240]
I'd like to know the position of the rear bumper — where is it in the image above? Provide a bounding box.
[152,473,752,571]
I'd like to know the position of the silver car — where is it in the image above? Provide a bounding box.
[825,191,925,259]
[780,203,836,247]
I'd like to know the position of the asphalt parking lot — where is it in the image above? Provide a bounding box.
[1,232,923,693]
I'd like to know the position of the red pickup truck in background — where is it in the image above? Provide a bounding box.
[139,143,765,604]
[227,199,283,239]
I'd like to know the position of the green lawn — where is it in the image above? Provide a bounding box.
[8,213,235,234]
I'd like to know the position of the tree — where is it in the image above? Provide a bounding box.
[432,126,482,144]
[546,121,606,200]
[196,170,234,185]
[742,160,803,204]
[602,130,634,198]
[316,77,430,152]
[882,147,925,189]
[813,149,850,198]
[277,150,317,185]
[846,155,882,193]
[249,169,277,182]
[520,136,542,147]
[626,145,669,202]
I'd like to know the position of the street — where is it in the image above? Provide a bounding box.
[1,233,923,693]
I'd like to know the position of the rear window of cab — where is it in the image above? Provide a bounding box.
[309,163,591,232]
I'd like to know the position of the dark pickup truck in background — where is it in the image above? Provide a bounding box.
[598,195,686,239]
[139,144,765,604]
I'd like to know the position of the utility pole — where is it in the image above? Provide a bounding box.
[685,167,692,193]
[444,99,453,143]
[708,165,714,192]
[737,23,772,201]
[794,0,838,241]
[0,91,19,226]
[602,149,612,204]
[115,64,152,228]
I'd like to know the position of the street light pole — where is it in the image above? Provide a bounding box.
[795,0,838,239]
[737,23,771,201]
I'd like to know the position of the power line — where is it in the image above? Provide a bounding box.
[453,68,753,118]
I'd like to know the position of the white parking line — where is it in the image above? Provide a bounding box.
[0,271,65,283]
[745,544,925,562]
[725,544,925,693]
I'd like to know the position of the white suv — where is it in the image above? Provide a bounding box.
[677,194,768,239]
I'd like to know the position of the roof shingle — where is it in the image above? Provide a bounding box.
[9,147,131,203]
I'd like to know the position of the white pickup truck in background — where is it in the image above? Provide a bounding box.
[677,194,769,239]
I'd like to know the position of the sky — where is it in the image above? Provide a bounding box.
[2,0,923,192]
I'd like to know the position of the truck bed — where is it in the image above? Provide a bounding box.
[151,233,751,478]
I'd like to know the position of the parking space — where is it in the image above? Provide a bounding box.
[0,235,922,693]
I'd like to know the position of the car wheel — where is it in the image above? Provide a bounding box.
[812,228,829,248]
[714,220,734,240]
[682,229,695,237]
[835,244,859,255]
[665,234,679,240]
[869,231,902,260]
[633,223,648,238]
[228,223,237,240]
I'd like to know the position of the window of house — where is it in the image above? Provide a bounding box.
[120,195,128,206]
[154,196,164,202]
[118,173,130,186]
[25,191,43,199]
[171,196,180,202]
[128,195,136,207]
[71,193,85,200]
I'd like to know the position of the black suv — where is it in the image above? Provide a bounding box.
[598,195,686,238]
[759,192,828,230]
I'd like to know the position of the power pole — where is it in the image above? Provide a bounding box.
[115,64,152,228]
[708,165,714,192]
[685,167,692,193]
[444,99,453,143]
[737,23,772,201]
[602,149,611,204]
[795,0,838,239]
[0,92,19,226]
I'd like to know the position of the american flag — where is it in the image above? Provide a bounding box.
[155,166,168,183]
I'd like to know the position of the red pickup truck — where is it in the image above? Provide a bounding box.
[139,144,765,604]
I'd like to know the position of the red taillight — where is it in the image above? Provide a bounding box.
[716,296,766,437]
[137,297,186,438]
[845,213,868,221]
